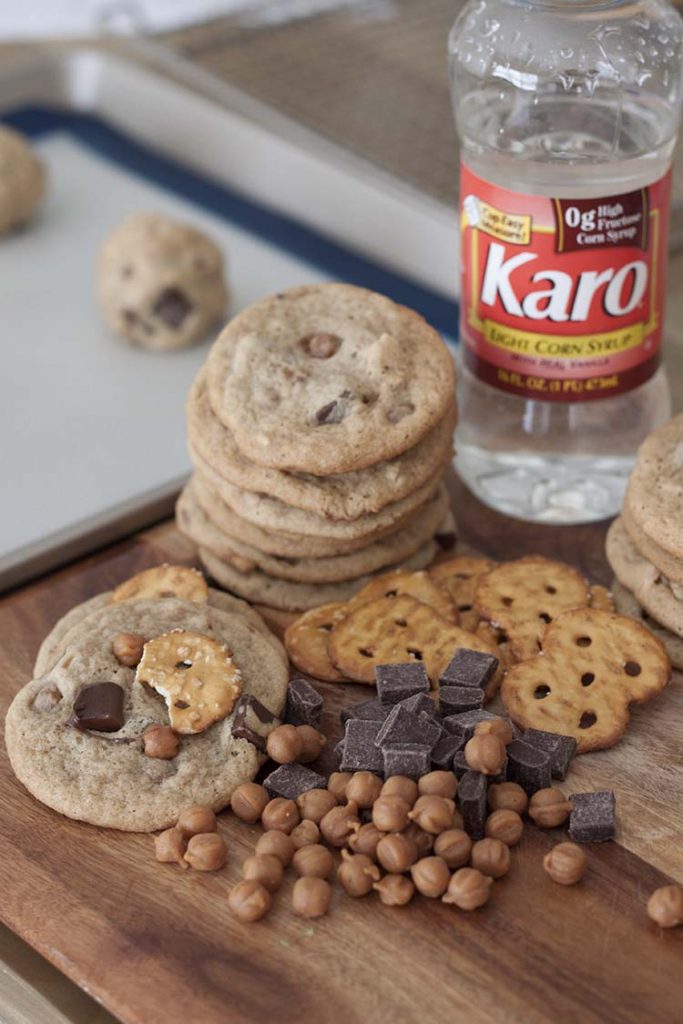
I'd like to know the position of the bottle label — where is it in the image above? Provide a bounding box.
[460,163,672,402]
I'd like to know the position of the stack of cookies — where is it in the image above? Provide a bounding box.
[606,414,683,670]
[176,284,458,611]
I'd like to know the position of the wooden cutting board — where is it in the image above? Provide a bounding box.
[1,479,681,1024]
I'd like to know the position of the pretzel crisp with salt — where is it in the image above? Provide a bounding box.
[501,607,670,752]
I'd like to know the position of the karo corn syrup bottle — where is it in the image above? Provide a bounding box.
[449,0,683,522]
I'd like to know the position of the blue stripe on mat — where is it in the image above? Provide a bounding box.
[3,105,459,339]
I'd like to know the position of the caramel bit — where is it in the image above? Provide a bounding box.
[418,771,458,800]
[408,795,455,835]
[345,771,383,809]
[528,788,573,828]
[292,843,334,879]
[113,632,145,668]
[230,782,270,824]
[337,850,380,897]
[471,838,511,879]
[464,734,507,776]
[261,798,300,835]
[403,822,435,858]
[184,833,227,871]
[292,876,332,918]
[433,829,472,869]
[442,868,493,911]
[177,804,217,838]
[297,724,327,763]
[327,771,354,803]
[381,775,419,806]
[372,795,411,833]
[135,631,242,735]
[255,831,296,867]
[473,718,514,746]
[297,788,337,824]
[142,724,179,760]
[411,856,451,899]
[290,819,321,849]
[154,827,188,868]
[647,885,683,929]
[320,801,360,847]
[266,724,303,764]
[374,874,415,907]
[376,832,418,874]
[488,782,529,816]
[485,809,524,847]
[229,880,272,922]
[242,853,284,893]
[348,823,385,861]
[543,842,587,886]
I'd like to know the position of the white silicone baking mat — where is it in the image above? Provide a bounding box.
[0,132,331,587]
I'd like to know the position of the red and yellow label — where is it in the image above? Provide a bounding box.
[460,164,672,402]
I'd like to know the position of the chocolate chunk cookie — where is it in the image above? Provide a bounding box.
[205,284,456,474]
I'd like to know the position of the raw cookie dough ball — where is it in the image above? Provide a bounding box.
[0,125,46,235]
[97,212,229,351]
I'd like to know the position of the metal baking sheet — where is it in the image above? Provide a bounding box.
[0,48,459,592]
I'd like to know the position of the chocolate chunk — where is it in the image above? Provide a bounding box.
[264,763,326,800]
[340,698,389,726]
[398,692,437,718]
[375,662,430,705]
[441,709,497,741]
[569,791,616,843]
[152,287,192,328]
[383,743,432,780]
[340,719,384,774]
[506,739,551,795]
[334,738,345,765]
[285,677,323,728]
[439,648,499,690]
[522,728,577,780]
[232,695,278,752]
[72,682,124,732]
[458,770,488,839]
[431,732,465,770]
[435,530,457,552]
[439,685,485,717]
[375,704,441,751]
[453,750,470,780]
[315,398,346,425]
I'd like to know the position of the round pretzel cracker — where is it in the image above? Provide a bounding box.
[475,556,591,661]
[136,630,243,734]
[501,607,671,753]
[429,555,498,631]
[112,565,208,604]
[328,594,502,697]
[345,569,458,623]
[284,602,349,682]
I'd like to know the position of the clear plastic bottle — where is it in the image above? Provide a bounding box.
[449,0,683,523]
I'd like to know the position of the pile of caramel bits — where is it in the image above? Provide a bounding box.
[223,768,588,924]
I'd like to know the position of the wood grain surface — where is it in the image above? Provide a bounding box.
[1,487,681,1024]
